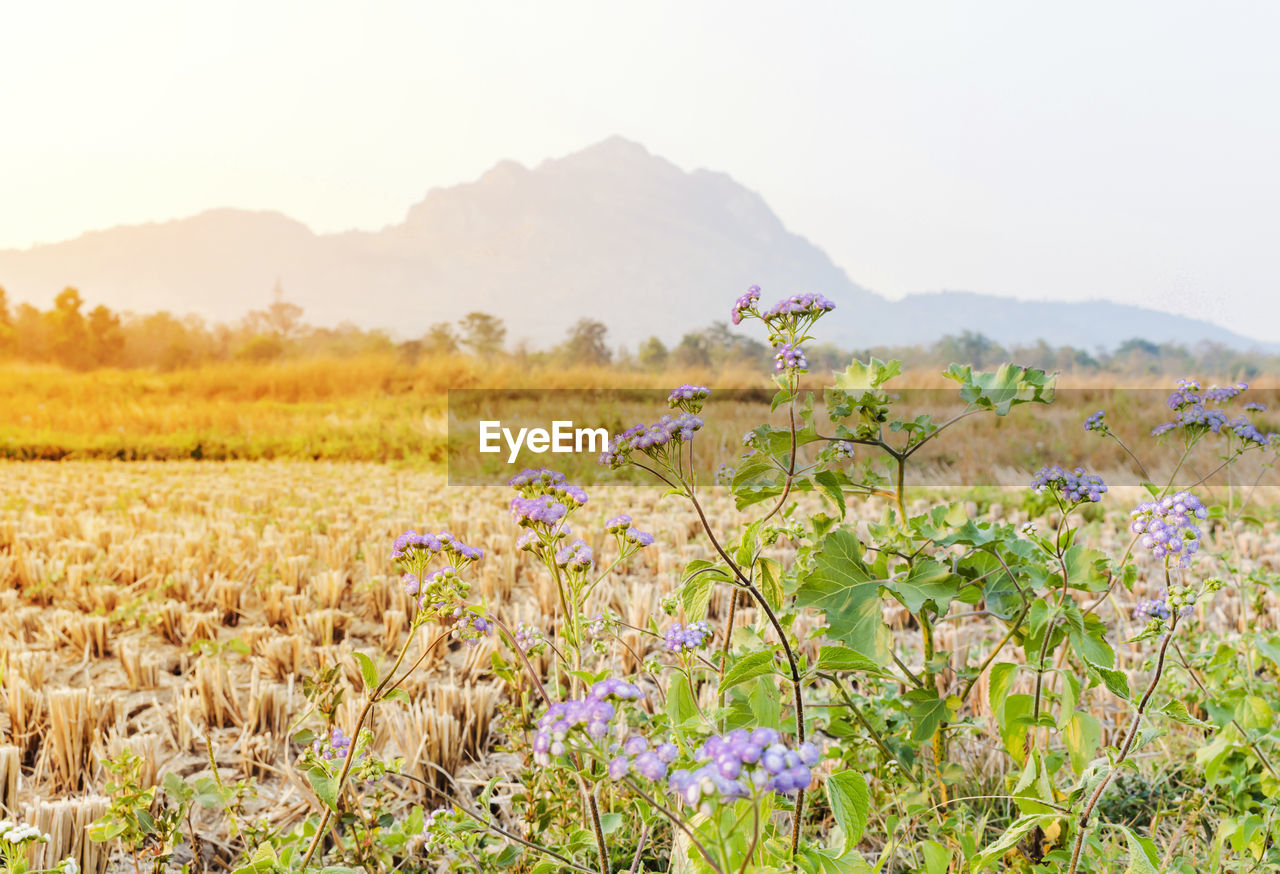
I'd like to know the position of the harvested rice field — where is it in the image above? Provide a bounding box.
[3,461,1278,871]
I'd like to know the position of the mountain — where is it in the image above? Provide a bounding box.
[0,136,1270,352]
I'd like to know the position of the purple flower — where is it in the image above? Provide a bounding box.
[668,384,711,413]
[605,513,632,533]
[762,293,836,320]
[1130,491,1208,568]
[1030,465,1107,504]
[656,730,817,814]
[532,679,644,766]
[555,539,594,572]
[664,620,714,653]
[774,342,807,372]
[1084,409,1107,433]
[731,285,761,325]
[599,413,705,469]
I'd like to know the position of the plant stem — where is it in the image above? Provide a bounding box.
[622,777,725,874]
[1066,618,1179,874]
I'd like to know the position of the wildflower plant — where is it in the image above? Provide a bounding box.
[266,285,1278,873]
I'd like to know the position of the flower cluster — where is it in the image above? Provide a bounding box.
[663,729,820,812]
[715,463,735,485]
[731,285,762,325]
[664,621,713,653]
[1030,465,1108,503]
[831,440,856,459]
[1130,492,1207,568]
[555,539,594,572]
[774,342,807,372]
[1133,594,1173,621]
[312,727,355,763]
[450,610,492,647]
[763,293,836,320]
[669,384,711,413]
[605,514,655,548]
[509,469,589,527]
[608,735,679,782]
[599,412,705,469]
[404,565,472,618]
[514,622,545,653]
[1084,409,1107,433]
[1148,378,1277,446]
[0,820,48,845]
[391,530,483,569]
[532,679,644,766]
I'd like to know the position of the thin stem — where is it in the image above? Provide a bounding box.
[622,777,725,874]
[627,825,650,874]
[299,625,443,869]
[1066,618,1179,874]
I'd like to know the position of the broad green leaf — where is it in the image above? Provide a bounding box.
[885,559,961,614]
[816,645,887,676]
[971,813,1057,872]
[759,558,785,612]
[826,770,870,851]
[921,841,953,874]
[988,662,1018,717]
[906,689,957,742]
[307,766,339,811]
[1064,711,1102,773]
[796,529,891,662]
[354,651,379,693]
[1159,699,1207,727]
[722,650,778,691]
[814,469,847,519]
[1236,695,1274,731]
[941,363,1055,415]
[667,674,699,729]
[833,358,900,390]
[1114,823,1160,874]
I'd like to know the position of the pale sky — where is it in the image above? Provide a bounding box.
[3,1,1279,340]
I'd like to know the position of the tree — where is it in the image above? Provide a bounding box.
[458,312,506,358]
[87,304,125,366]
[637,336,669,370]
[423,322,460,355]
[560,318,611,366]
[0,287,14,355]
[51,287,93,369]
[672,332,711,369]
[265,280,305,339]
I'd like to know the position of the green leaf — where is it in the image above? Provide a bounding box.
[826,770,870,851]
[816,645,888,676]
[905,689,954,743]
[814,470,847,519]
[1063,711,1102,773]
[886,559,960,614]
[972,813,1057,871]
[759,558,785,612]
[667,674,699,729]
[354,651,379,693]
[1090,664,1131,700]
[1114,823,1160,874]
[796,529,891,662]
[941,363,1055,415]
[307,766,339,811]
[988,662,1018,717]
[721,650,778,692]
[1057,546,1110,592]
[1159,699,1207,727]
[834,358,900,390]
[921,841,953,874]
[1236,695,1274,731]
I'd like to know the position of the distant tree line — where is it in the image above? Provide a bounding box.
[0,286,1273,377]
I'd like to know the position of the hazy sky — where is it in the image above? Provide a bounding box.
[3,2,1278,340]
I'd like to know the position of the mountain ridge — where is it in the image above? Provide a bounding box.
[0,137,1271,352]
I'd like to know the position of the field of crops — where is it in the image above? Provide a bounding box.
[2,451,1278,871]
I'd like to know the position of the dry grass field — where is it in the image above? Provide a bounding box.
[2,460,1277,870]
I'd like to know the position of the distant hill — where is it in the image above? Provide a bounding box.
[0,136,1271,352]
